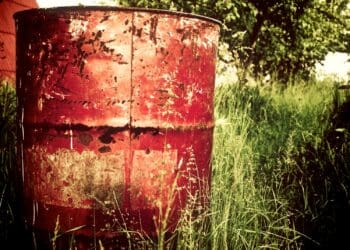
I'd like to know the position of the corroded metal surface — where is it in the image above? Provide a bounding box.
[15,7,220,240]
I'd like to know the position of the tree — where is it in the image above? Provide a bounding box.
[113,0,349,84]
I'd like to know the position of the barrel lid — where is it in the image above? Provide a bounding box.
[13,6,221,26]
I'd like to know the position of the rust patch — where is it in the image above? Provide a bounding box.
[24,146,125,209]
[149,15,158,44]
[98,127,120,144]
[98,145,111,153]
[78,133,93,146]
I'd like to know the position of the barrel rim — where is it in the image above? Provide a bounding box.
[13,6,221,26]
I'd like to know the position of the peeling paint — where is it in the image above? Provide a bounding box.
[25,146,125,209]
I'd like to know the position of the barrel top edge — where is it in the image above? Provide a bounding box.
[13,6,221,26]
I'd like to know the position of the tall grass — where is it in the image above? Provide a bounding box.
[0,81,17,244]
[1,78,350,249]
[204,79,350,249]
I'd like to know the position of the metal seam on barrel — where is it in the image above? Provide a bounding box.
[126,10,136,210]
[22,122,216,130]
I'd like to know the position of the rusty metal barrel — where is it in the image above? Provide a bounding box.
[15,6,220,247]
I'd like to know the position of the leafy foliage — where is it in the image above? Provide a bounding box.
[112,0,349,83]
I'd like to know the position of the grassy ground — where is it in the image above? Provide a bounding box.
[207,79,350,249]
[1,78,350,249]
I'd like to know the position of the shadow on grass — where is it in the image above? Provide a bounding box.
[290,92,350,250]
[0,83,20,247]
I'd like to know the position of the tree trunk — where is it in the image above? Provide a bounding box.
[239,11,266,84]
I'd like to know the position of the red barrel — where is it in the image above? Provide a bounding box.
[15,7,219,247]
